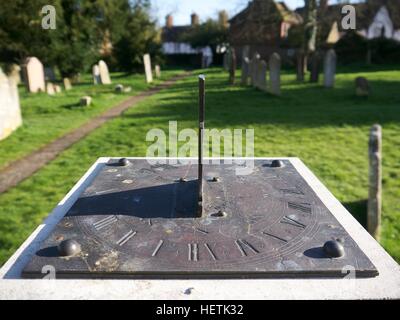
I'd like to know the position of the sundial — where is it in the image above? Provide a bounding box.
[22,76,378,279]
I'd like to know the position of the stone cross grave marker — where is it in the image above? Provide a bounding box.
[22,57,45,93]
[143,54,153,84]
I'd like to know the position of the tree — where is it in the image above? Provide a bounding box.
[180,18,228,55]
[113,1,161,72]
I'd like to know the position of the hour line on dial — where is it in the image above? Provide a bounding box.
[288,202,312,214]
[280,216,306,229]
[188,243,199,261]
[93,216,117,230]
[280,188,304,195]
[235,239,259,257]
[262,231,288,243]
[194,227,208,234]
[116,230,137,246]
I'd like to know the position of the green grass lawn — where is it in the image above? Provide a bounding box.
[0,66,399,266]
[0,70,182,170]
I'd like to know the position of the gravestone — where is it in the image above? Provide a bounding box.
[228,48,237,85]
[241,57,250,86]
[44,67,56,82]
[242,45,250,63]
[63,78,72,90]
[256,60,267,91]
[8,64,21,84]
[323,49,336,88]
[98,60,112,85]
[143,54,153,84]
[310,52,320,83]
[368,124,382,240]
[54,85,62,93]
[46,83,55,95]
[22,57,45,93]
[296,51,305,81]
[115,84,124,93]
[250,53,260,87]
[155,65,161,78]
[269,53,281,96]
[0,68,22,141]
[80,96,92,106]
[92,65,101,85]
[223,52,229,71]
[355,77,370,97]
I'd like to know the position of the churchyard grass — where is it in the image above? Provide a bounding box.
[0,66,399,265]
[0,70,182,170]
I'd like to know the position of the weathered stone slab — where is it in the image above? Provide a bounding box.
[269,53,281,95]
[241,57,250,86]
[80,96,92,106]
[0,68,22,141]
[92,65,101,85]
[229,48,237,85]
[355,77,370,97]
[98,60,111,85]
[22,57,45,93]
[155,65,161,78]
[63,78,72,90]
[256,60,267,91]
[46,83,55,95]
[250,53,260,87]
[323,49,336,88]
[143,54,153,83]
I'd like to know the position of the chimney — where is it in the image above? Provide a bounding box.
[320,0,329,10]
[191,13,199,27]
[218,10,229,28]
[166,14,173,28]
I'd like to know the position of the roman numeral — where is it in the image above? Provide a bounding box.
[152,240,164,257]
[116,230,136,246]
[204,243,217,260]
[280,216,306,228]
[93,216,117,230]
[188,243,199,261]
[235,239,259,256]
[288,202,312,214]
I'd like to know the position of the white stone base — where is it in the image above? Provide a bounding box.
[1,157,399,300]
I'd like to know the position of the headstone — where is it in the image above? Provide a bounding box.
[46,83,55,95]
[368,124,382,240]
[143,54,153,84]
[92,65,101,85]
[44,67,56,82]
[8,64,21,84]
[355,77,370,97]
[250,53,260,87]
[54,85,62,93]
[63,78,72,90]
[22,57,45,93]
[98,60,111,85]
[229,48,237,85]
[115,84,124,93]
[242,45,250,63]
[155,65,161,78]
[0,68,22,141]
[309,52,320,83]
[256,60,267,91]
[296,51,305,81]
[269,53,281,95]
[80,96,92,106]
[323,49,337,88]
[223,52,229,71]
[124,86,132,93]
[241,57,250,86]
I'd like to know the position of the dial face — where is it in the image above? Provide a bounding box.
[22,159,378,278]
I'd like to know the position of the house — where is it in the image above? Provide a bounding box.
[161,13,213,67]
[228,0,303,62]
[296,0,400,44]
[229,0,400,63]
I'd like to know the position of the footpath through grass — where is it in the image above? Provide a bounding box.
[0,66,399,265]
[0,70,182,170]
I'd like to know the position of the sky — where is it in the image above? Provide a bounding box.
[151,0,362,26]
